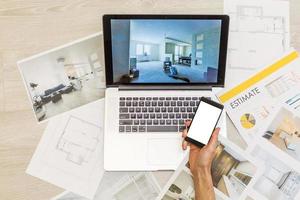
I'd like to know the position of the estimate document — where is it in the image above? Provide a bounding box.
[27,99,105,199]
[217,50,300,142]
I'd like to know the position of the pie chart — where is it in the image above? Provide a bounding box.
[240,113,256,129]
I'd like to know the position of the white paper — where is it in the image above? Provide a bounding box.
[217,51,300,142]
[224,0,290,88]
[27,99,105,199]
[51,171,174,200]
[250,144,300,200]
[224,0,290,70]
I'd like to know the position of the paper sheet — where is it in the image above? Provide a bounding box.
[27,99,105,199]
[217,51,300,142]
[17,32,105,123]
[225,0,290,70]
[249,144,300,200]
[224,0,290,88]
[51,171,174,200]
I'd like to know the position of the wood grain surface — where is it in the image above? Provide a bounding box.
[0,0,299,200]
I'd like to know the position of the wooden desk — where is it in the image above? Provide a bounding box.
[0,1,299,199]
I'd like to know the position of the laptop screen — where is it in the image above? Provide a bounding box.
[103,15,229,86]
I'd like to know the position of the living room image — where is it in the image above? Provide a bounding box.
[209,141,256,199]
[261,106,300,162]
[51,172,163,200]
[162,169,225,200]
[162,138,257,200]
[93,172,162,200]
[112,19,221,83]
[251,145,300,200]
[18,34,105,122]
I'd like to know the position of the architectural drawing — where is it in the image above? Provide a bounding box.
[26,99,105,199]
[224,0,290,70]
[56,115,101,165]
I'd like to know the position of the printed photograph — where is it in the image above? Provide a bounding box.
[160,137,259,200]
[260,106,300,163]
[251,145,300,200]
[18,33,105,122]
[52,171,171,200]
[111,19,221,84]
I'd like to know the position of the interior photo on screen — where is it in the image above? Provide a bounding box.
[111,19,222,83]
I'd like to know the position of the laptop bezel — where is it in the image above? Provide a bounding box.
[103,14,229,87]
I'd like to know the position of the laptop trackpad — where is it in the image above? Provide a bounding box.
[147,138,181,166]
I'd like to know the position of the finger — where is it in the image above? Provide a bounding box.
[182,128,188,138]
[207,127,220,150]
[184,120,191,127]
[182,140,189,150]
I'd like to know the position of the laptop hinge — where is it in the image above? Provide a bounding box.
[118,85,212,91]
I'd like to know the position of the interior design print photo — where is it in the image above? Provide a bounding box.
[251,145,300,200]
[259,105,300,169]
[158,137,261,200]
[18,33,105,122]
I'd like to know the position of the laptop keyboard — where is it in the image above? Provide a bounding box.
[118,96,210,133]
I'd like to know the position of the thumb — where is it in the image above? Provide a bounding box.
[207,128,220,150]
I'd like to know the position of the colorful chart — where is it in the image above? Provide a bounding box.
[240,113,256,129]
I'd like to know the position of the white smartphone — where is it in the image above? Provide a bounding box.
[185,97,223,147]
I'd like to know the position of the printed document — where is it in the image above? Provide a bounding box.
[224,0,290,70]
[27,99,105,199]
[217,50,300,142]
[224,0,290,88]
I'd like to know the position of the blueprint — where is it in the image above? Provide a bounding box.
[224,0,290,88]
[26,99,105,199]
[225,0,290,70]
[56,116,101,165]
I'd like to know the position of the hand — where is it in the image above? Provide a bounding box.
[182,120,220,176]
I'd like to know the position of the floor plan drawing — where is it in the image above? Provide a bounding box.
[224,0,290,70]
[26,99,105,199]
[56,115,101,165]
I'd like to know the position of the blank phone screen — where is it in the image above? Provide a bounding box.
[187,101,222,145]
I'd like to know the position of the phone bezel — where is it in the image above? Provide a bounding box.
[185,97,224,148]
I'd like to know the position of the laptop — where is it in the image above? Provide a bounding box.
[103,14,229,171]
